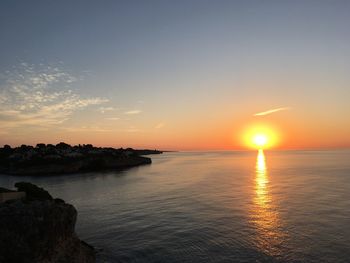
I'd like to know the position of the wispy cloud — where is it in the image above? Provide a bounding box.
[60,126,112,133]
[105,117,120,121]
[125,128,140,133]
[155,122,165,129]
[124,110,142,115]
[0,63,108,132]
[254,107,291,116]
[98,106,117,114]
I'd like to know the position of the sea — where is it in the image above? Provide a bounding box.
[1,150,350,263]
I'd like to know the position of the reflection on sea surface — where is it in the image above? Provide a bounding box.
[255,149,269,207]
[1,150,350,262]
[251,149,287,257]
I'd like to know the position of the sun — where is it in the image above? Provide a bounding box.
[253,134,268,148]
[241,123,280,150]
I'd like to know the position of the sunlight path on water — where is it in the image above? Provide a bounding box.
[250,149,288,259]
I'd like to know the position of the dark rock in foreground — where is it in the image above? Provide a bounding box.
[0,143,161,175]
[15,181,53,201]
[0,182,95,263]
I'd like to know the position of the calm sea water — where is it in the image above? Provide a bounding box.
[1,150,350,262]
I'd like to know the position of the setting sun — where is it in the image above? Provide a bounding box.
[241,123,280,149]
[253,134,268,148]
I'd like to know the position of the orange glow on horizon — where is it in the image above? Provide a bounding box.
[241,123,281,150]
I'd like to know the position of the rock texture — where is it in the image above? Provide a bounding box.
[0,183,95,263]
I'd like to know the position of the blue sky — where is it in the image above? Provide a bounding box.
[1,1,350,149]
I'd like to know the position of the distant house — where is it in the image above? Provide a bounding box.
[0,188,26,203]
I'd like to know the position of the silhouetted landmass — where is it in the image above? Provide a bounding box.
[15,182,53,201]
[0,182,95,263]
[0,143,162,176]
[0,187,15,193]
[133,149,165,155]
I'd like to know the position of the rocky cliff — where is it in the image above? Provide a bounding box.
[0,183,95,263]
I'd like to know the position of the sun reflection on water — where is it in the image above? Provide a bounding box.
[255,149,270,207]
[251,149,286,257]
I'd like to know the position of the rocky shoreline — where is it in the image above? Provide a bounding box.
[0,182,95,263]
[0,143,162,176]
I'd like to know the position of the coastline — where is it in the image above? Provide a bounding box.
[0,143,162,176]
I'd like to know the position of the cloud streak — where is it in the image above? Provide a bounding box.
[0,63,108,133]
[254,107,291,116]
[155,122,165,129]
[124,110,142,115]
[98,106,117,113]
[105,117,120,121]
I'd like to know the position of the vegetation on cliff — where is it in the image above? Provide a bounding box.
[0,143,162,175]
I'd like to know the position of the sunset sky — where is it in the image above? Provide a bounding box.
[1,0,349,150]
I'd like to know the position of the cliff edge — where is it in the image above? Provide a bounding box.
[0,182,95,263]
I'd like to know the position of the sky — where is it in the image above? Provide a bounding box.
[0,0,349,150]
